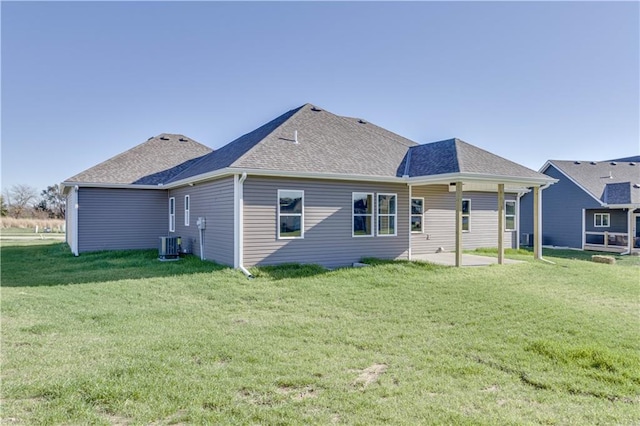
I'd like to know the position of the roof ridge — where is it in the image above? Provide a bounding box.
[337,114,419,148]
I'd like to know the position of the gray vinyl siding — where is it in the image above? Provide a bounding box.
[520,165,601,248]
[411,185,516,255]
[243,176,410,268]
[585,209,628,233]
[77,188,166,252]
[169,177,234,266]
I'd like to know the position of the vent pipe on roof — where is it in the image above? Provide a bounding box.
[294,130,299,144]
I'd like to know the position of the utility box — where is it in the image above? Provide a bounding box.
[159,236,180,260]
[521,233,532,247]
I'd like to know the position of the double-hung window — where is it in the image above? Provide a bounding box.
[505,200,516,231]
[169,197,175,232]
[594,213,610,227]
[353,192,373,237]
[411,197,424,233]
[377,193,397,236]
[462,199,470,232]
[278,190,304,238]
[184,195,190,226]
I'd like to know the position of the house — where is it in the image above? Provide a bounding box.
[520,157,640,253]
[62,103,555,269]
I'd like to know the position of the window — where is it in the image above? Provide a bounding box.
[353,192,374,237]
[184,195,190,226]
[505,200,516,231]
[594,213,610,227]
[278,190,303,238]
[411,197,424,233]
[462,199,470,232]
[169,197,175,232]
[377,193,397,236]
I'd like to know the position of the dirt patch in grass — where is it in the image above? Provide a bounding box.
[352,363,388,388]
[277,385,318,401]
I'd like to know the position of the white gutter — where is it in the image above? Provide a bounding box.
[61,182,163,191]
[234,172,253,278]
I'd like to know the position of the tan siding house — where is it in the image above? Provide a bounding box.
[62,103,555,268]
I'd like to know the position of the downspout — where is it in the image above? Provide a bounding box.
[235,172,253,278]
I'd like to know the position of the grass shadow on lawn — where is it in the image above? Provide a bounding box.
[1,243,229,287]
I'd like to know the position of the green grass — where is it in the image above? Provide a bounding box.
[2,243,639,424]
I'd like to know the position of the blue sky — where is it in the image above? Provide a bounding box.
[2,1,638,193]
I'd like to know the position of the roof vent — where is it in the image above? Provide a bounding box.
[148,137,154,140]
[590,161,597,165]
[610,161,617,165]
[358,119,367,124]
[179,138,187,142]
[631,162,636,166]
[574,161,581,164]
[160,136,170,141]
[634,184,640,188]
[311,106,321,112]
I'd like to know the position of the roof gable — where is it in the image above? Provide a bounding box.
[547,160,640,204]
[64,134,212,185]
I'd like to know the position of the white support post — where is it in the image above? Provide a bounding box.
[628,209,633,253]
[533,186,542,260]
[498,184,504,265]
[455,181,463,267]
[408,184,413,261]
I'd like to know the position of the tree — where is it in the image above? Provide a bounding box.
[0,195,7,217]
[4,184,38,218]
[40,184,66,219]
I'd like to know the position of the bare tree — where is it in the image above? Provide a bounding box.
[0,195,7,217]
[4,184,38,218]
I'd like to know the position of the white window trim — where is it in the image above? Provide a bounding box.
[411,197,424,234]
[169,197,175,233]
[352,192,374,238]
[505,200,516,231]
[462,198,471,232]
[594,213,610,228]
[277,189,304,239]
[377,193,397,237]
[184,195,190,227]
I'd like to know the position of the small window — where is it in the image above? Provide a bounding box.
[169,197,175,232]
[411,197,424,233]
[378,193,397,236]
[278,190,303,239]
[462,199,470,232]
[353,192,374,237]
[594,213,610,228]
[505,200,516,231]
[184,195,190,227]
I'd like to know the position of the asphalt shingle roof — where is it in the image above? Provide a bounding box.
[64,134,212,185]
[404,139,546,180]
[65,104,552,187]
[548,159,640,204]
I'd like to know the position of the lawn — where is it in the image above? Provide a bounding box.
[1,243,638,425]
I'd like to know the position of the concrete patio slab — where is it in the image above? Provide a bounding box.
[413,253,523,266]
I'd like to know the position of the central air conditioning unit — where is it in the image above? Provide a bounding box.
[159,236,181,260]
[521,233,532,247]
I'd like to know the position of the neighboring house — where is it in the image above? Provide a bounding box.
[520,157,640,253]
[62,103,555,268]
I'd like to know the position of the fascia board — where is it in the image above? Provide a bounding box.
[406,172,556,187]
[60,181,164,191]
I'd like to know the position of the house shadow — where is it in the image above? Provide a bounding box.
[1,243,230,287]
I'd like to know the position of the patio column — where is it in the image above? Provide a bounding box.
[628,208,633,253]
[533,186,542,260]
[498,184,504,264]
[455,181,463,267]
